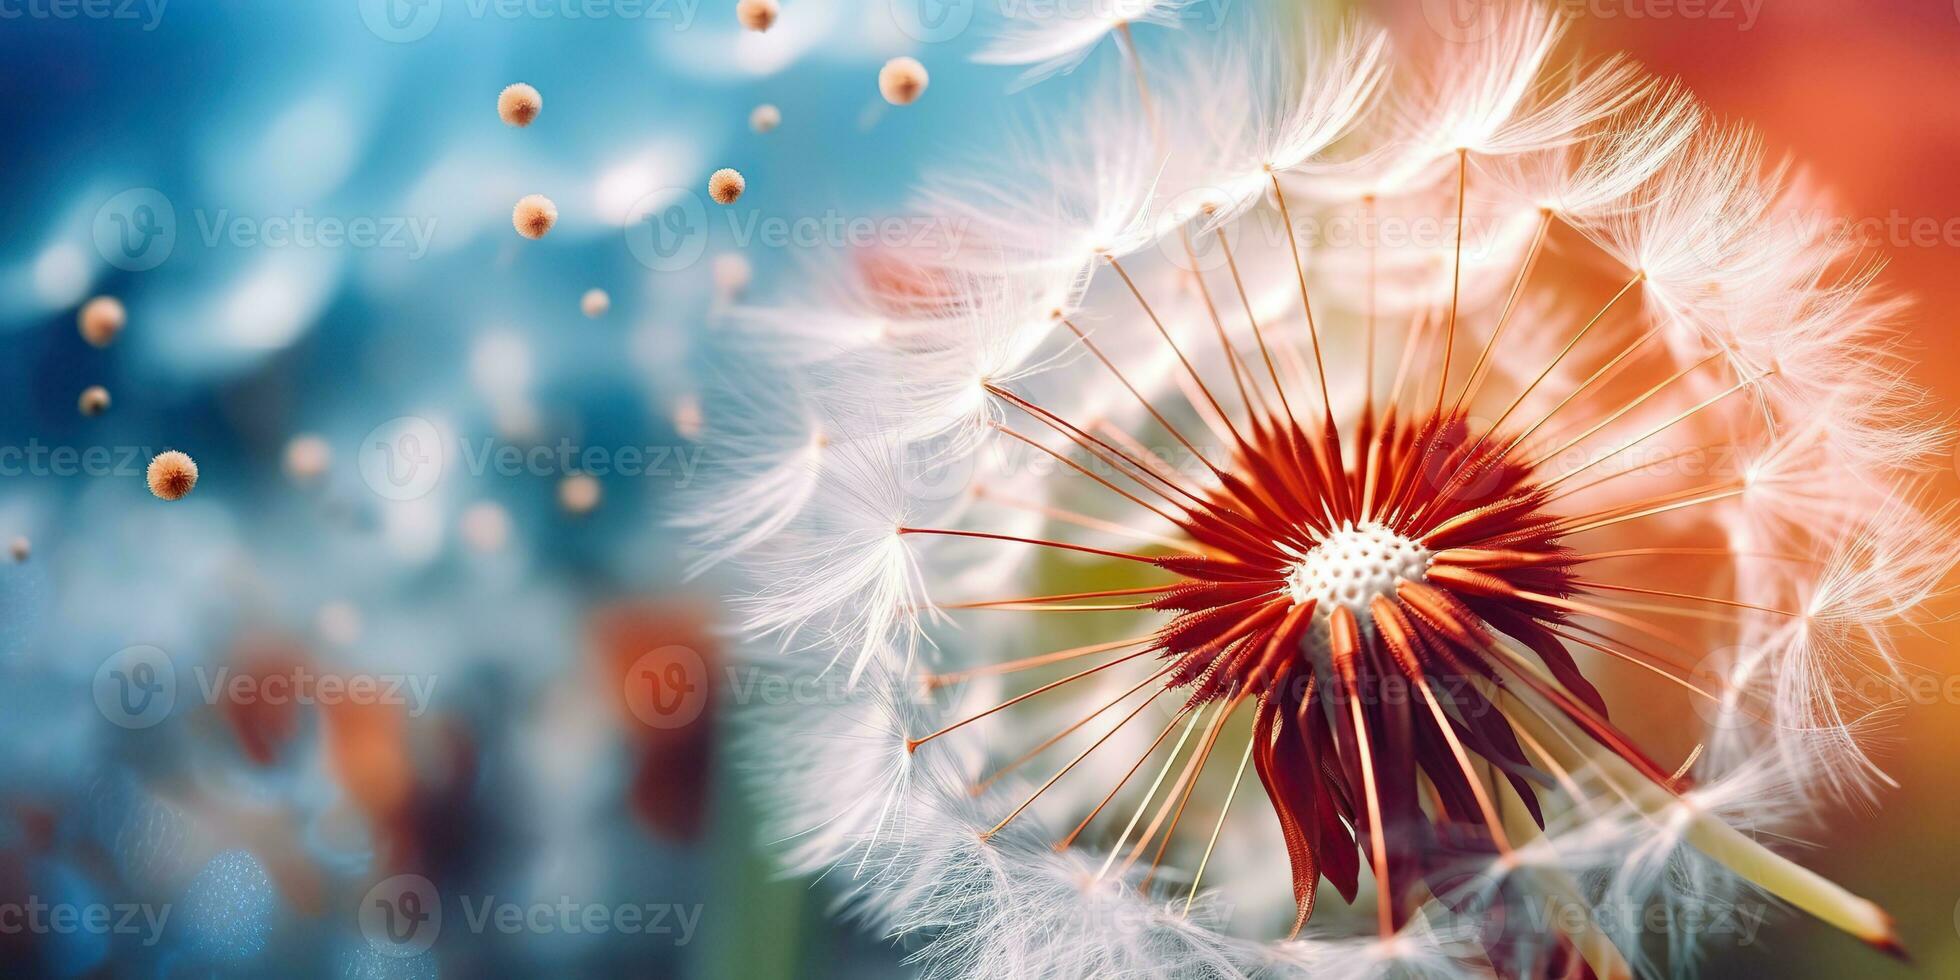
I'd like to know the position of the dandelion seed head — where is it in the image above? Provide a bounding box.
[512,194,558,239]
[735,0,777,32]
[460,501,511,553]
[147,450,199,501]
[78,295,126,348]
[701,2,1948,973]
[707,167,745,205]
[78,385,111,417]
[497,82,541,127]
[8,537,28,562]
[879,57,928,106]
[283,434,331,483]
[581,288,611,318]
[749,103,780,134]
[559,473,601,515]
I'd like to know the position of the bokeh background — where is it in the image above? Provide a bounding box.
[0,1,1954,976]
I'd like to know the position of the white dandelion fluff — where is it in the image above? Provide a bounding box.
[699,2,1951,976]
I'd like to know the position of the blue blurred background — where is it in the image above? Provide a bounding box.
[0,1,1050,975]
[7,1,1960,977]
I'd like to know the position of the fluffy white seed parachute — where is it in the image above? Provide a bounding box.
[694,1,1952,975]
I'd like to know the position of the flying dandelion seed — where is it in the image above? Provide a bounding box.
[735,0,777,32]
[713,253,751,298]
[699,4,1952,977]
[315,601,362,646]
[513,194,558,239]
[581,288,611,318]
[750,103,781,134]
[77,385,111,417]
[8,537,28,562]
[878,57,928,106]
[498,82,542,126]
[283,434,332,484]
[78,295,125,348]
[460,500,512,553]
[147,451,199,501]
[559,473,601,515]
[671,394,703,441]
[707,168,745,205]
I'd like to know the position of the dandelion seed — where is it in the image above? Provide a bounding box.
[78,295,125,348]
[581,288,611,318]
[707,168,745,205]
[878,57,928,106]
[559,473,601,515]
[750,103,781,134]
[701,3,1946,976]
[315,601,362,646]
[671,394,703,440]
[8,537,28,562]
[713,253,752,298]
[460,501,511,553]
[498,82,542,127]
[512,194,558,239]
[77,385,111,417]
[735,0,777,32]
[283,435,331,484]
[147,450,199,501]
